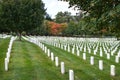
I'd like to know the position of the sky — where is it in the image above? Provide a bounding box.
[42,0,79,18]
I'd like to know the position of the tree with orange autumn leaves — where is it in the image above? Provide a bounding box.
[44,20,67,35]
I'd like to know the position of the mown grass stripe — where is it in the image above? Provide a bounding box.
[0,40,68,80]
[0,38,10,73]
[1,38,119,80]
[44,43,120,80]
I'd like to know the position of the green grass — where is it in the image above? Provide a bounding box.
[0,38,10,74]
[44,43,120,80]
[0,38,120,80]
[0,39,68,80]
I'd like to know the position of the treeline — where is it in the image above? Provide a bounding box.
[58,0,120,38]
[43,8,120,38]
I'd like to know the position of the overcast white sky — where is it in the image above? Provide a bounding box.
[42,0,79,18]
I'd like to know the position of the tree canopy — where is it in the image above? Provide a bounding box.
[55,11,72,23]
[0,0,45,39]
[59,0,120,37]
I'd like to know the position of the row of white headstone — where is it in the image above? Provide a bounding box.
[37,36,119,57]
[47,43,116,76]
[36,36,119,76]
[5,36,17,71]
[36,36,118,46]
[38,37,118,58]
[24,36,75,80]
[37,37,120,64]
[60,42,118,57]
[0,34,10,39]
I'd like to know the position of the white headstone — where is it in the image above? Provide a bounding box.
[80,47,82,51]
[117,52,120,57]
[8,48,11,54]
[68,46,70,52]
[106,53,110,59]
[77,50,80,56]
[99,60,103,70]
[64,45,67,51]
[61,62,65,74]
[100,50,103,57]
[6,52,10,58]
[72,48,75,54]
[42,44,45,51]
[76,46,78,51]
[55,57,59,67]
[115,56,119,63]
[88,49,91,53]
[111,51,114,56]
[5,58,8,71]
[83,53,86,60]
[44,47,47,54]
[94,50,97,55]
[58,44,60,48]
[110,65,115,76]
[51,52,54,61]
[84,47,86,52]
[69,70,74,80]
[47,49,50,57]
[90,56,94,65]
[6,57,9,63]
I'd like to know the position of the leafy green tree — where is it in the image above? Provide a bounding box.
[60,0,120,37]
[55,11,72,23]
[0,0,45,40]
[63,21,77,36]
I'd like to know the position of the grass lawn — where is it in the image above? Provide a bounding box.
[44,43,120,80]
[0,39,68,80]
[0,38,10,75]
[0,37,119,80]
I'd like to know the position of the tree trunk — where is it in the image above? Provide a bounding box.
[18,32,22,41]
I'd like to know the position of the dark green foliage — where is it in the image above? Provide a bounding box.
[63,21,78,36]
[0,0,45,39]
[45,13,53,21]
[55,11,73,23]
[59,0,120,37]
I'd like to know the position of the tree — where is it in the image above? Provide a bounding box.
[45,13,53,21]
[0,0,45,40]
[59,0,120,37]
[63,21,77,36]
[55,11,72,23]
[43,20,67,36]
